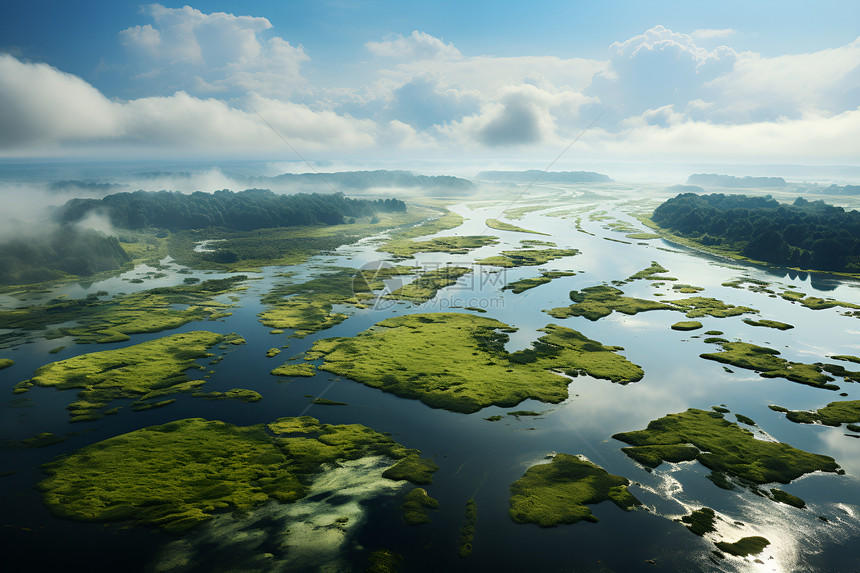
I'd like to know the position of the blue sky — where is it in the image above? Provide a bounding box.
[1,1,859,166]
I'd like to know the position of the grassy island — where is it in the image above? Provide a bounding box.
[308,313,642,414]
[701,341,840,389]
[509,453,640,527]
[680,507,717,536]
[381,235,499,257]
[384,267,472,303]
[502,271,576,294]
[259,266,416,337]
[475,248,580,268]
[0,358,13,369]
[0,276,247,345]
[459,499,477,557]
[546,285,756,321]
[270,363,317,377]
[769,400,860,426]
[399,488,439,525]
[485,218,550,236]
[627,262,677,282]
[39,416,436,532]
[671,321,703,331]
[715,536,770,557]
[613,408,840,487]
[13,331,242,421]
[742,318,794,330]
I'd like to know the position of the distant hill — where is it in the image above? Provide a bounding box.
[687,174,787,188]
[817,184,860,195]
[256,170,474,193]
[666,184,705,194]
[475,170,613,183]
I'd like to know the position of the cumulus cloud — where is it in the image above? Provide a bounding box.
[365,31,461,60]
[384,75,481,129]
[119,3,308,98]
[691,28,737,40]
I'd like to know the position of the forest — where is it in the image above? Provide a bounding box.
[0,227,129,285]
[55,189,407,231]
[651,193,860,272]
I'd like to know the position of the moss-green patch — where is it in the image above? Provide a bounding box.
[382,236,499,258]
[266,348,281,358]
[193,388,262,402]
[626,233,662,240]
[0,358,13,369]
[14,331,234,420]
[672,321,703,331]
[258,265,418,337]
[546,285,675,320]
[680,507,717,536]
[735,414,756,426]
[39,416,434,532]
[704,337,729,344]
[399,487,439,525]
[770,488,806,508]
[627,261,677,281]
[459,499,477,558]
[502,271,576,294]
[771,400,860,427]
[832,355,860,365]
[484,415,503,422]
[381,454,439,485]
[712,405,731,414]
[520,239,557,247]
[485,218,550,236]
[475,248,580,268]
[507,410,545,419]
[714,536,770,557]
[613,408,840,486]
[672,284,705,293]
[15,432,68,448]
[270,362,317,377]
[509,453,640,527]
[0,276,247,346]
[701,341,840,389]
[743,318,794,330]
[310,313,642,413]
[384,267,472,303]
[705,330,724,335]
[780,291,860,312]
[667,296,757,318]
[311,397,348,406]
[366,549,403,573]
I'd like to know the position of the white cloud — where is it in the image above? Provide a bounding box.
[0,54,121,148]
[119,3,308,98]
[365,31,461,60]
[691,28,737,40]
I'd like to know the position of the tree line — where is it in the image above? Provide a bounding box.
[56,189,407,231]
[652,193,860,272]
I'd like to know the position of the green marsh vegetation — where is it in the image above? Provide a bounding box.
[508,453,640,527]
[308,313,642,413]
[700,341,844,389]
[714,536,770,557]
[671,321,703,331]
[502,271,576,294]
[0,275,248,346]
[399,488,439,525]
[12,331,244,421]
[458,499,477,557]
[769,400,860,426]
[613,408,840,488]
[520,239,557,247]
[485,218,550,236]
[475,248,580,268]
[258,266,416,337]
[382,235,499,258]
[680,507,717,536]
[0,358,13,369]
[742,318,794,330]
[384,266,472,303]
[271,363,317,377]
[39,416,436,532]
[769,488,806,508]
[626,261,677,282]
